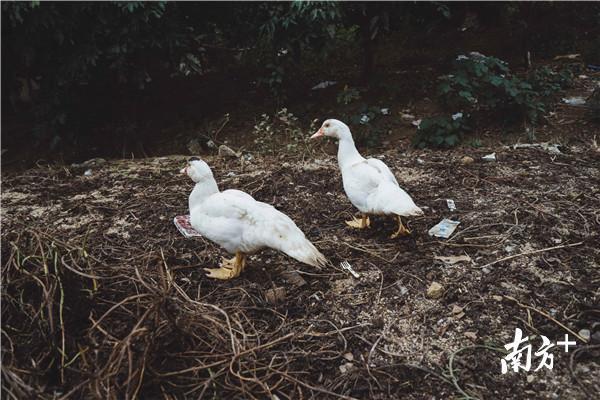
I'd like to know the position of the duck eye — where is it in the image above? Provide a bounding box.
[324,123,330,128]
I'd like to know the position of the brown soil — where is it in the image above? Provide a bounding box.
[2,125,600,398]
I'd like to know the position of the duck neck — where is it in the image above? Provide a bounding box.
[189,178,219,213]
[337,134,364,169]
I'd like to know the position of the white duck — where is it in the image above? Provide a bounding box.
[310,119,424,238]
[181,157,326,279]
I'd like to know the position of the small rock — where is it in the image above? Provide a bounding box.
[206,139,217,149]
[464,331,478,341]
[492,295,503,302]
[460,156,474,165]
[526,375,535,383]
[339,362,354,374]
[342,352,354,362]
[579,329,591,342]
[482,267,491,274]
[416,158,425,164]
[83,169,92,176]
[426,282,444,299]
[218,144,239,158]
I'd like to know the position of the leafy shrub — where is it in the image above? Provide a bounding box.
[438,52,548,123]
[416,53,572,148]
[413,113,471,148]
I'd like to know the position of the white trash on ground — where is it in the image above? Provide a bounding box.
[428,219,460,239]
[562,96,586,106]
[506,142,562,155]
[482,152,496,162]
[311,81,337,90]
[446,199,456,211]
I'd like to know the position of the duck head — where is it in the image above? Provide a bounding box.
[180,157,214,183]
[310,119,352,141]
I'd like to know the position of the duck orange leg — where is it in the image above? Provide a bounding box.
[390,215,411,238]
[345,214,370,229]
[205,251,246,280]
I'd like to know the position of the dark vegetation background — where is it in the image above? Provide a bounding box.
[2,1,599,168]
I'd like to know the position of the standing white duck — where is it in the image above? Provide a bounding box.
[310,119,424,238]
[181,157,326,279]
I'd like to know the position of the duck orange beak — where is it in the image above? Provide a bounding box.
[310,128,324,139]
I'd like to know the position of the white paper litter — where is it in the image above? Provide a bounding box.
[507,142,562,155]
[173,215,202,238]
[562,96,586,106]
[446,199,456,211]
[482,152,496,162]
[311,80,337,90]
[428,219,460,239]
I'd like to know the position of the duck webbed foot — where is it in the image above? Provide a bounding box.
[204,252,246,280]
[345,214,370,229]
[390,215,411,238]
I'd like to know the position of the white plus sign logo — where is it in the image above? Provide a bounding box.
[556,334,576,352]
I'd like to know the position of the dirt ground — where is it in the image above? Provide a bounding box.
[3,119,600,399]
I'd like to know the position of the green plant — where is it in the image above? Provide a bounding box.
[336,86,361,105]
[416,53,574,148]
[413,113,471,148]
[253,108,313,155]
[438,53,572,125]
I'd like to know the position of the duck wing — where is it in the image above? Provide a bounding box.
[365,157,399,186]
